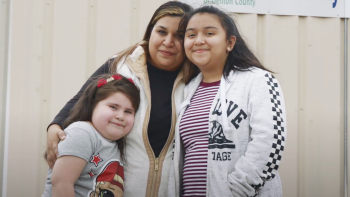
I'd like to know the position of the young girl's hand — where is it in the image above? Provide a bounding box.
[46,124,66,168]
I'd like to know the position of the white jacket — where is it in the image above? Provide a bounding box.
[170,68,287,197]
[115,46,185,197]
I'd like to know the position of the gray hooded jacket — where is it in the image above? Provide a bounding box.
[169,67,287,197]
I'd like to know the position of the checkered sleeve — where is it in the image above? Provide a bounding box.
[228,72,287,197]
[262,73,286,180]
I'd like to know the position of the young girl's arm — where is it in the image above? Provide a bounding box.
[51,156,86,197]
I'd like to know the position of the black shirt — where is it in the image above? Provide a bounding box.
[50,60,179,158]
[147,62,179,158]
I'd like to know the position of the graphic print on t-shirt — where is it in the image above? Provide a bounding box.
[88,169,95,178]
[208,120,235,149]
[90,153,103,167]
[210,98,248,150]
[89,160,124,197]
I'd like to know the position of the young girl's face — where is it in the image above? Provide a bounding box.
[91,92,135,141]
[184,13,231,72]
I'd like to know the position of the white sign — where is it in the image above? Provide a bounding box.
[180,0,348,18]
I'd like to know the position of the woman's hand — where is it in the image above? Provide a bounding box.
[46,124,66,169]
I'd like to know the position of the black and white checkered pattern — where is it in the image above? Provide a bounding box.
[250,181,266,197]
[262,73,286,180]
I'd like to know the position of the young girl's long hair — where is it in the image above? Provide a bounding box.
[179,6,273,84]
[63,74,140,159]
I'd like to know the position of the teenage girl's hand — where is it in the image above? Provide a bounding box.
[46,124,66,169]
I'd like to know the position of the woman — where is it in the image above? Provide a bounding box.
[46,1,193,196]
[170,6,287,197]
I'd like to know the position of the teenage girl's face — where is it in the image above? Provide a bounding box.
[148,16,184,71]
[184,13,234,72]
[92,92,135,141]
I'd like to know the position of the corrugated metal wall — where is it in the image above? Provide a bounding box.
[1,0,349,197]
[0,0,10,196]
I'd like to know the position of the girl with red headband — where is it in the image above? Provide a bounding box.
[42,74,140,197]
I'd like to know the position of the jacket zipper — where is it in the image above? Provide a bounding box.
[149,75,183,197]
[126,57,163,197]
[155,158,159,170]
[149,157,159,196]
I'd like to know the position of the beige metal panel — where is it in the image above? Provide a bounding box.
[38,0,55,194]
[299,17,342,197]
[262,15,299,197]
[94,0,133,70]
[49,0,91,120]
[233,13,258,53]
[6,0,50,196]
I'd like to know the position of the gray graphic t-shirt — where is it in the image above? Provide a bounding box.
[42,121,124,197]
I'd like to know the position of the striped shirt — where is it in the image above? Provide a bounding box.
[179,80,220,196]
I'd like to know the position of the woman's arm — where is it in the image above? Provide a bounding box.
[51,156,86,197]
[46,60,111,168]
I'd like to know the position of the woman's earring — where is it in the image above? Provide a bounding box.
[227,47,231,51]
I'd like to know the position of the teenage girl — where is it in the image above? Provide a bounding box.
[42,74,140,197]
[170,6,287,197]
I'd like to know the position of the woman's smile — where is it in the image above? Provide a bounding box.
[159,50,175,56]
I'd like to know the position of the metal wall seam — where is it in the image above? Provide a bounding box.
[130,0,139,45]
[1,0,12,196]
[345,18,348,197]
[86,0,97,78]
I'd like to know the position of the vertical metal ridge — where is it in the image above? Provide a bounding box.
[37,0,55,195]
[297,16,307,197]
[256,14,266,64]
[1,0,12,196]
[345,18,348,197]
[86,0,97,77]
[130,0,139,45]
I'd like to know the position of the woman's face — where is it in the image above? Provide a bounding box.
[184,13,233,73]
[148,16,184,71]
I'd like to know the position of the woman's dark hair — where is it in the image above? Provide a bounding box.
[179,6,272,84]
[109,1,193,73]
[63,74,140,160]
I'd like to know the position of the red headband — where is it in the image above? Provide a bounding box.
[97,74,135,88]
